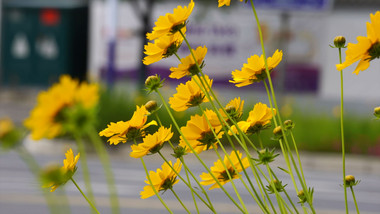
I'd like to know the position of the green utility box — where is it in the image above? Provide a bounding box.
[1,0,88,86]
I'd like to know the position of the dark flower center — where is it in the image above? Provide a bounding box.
[368,41,380,61]
[198,130,217,149]
[187,93,205,107]
[164,42,182,58]
[219,168,236,181]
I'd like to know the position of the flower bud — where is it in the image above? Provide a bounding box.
[334,36,346,48]
[171,146,187,158]
[374,106,380,118]
[145,100,158,113]
[284,120,295,130]
[145,75,163,93]
[297,189,307,203]
[345,175,357,187]
[272,126,283,140]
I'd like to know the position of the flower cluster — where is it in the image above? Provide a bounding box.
[24,75,99,140]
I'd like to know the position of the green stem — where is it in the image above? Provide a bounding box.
[338,47,349,214]
[157,152,216,213]
[265,164,286,214]
[153,113,215,212]
[70,178,100,214]
[290,131,307,187]
[350,186,360,214]
[156,89,246,213]
[139,155,173,214]
[74,134,96,211]
[184,164,200,214]
[87,129,120,214]
[16,146,62,214]
[170,188,191,214]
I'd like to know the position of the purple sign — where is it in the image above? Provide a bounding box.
[251,0,332,11]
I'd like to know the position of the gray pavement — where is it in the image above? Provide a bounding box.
[1,138,380,214]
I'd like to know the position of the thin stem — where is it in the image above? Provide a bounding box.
[139,155,173,214]
[156,89,246,213]
[184,164,200,214]
[350,186,360,214]
[170,188,191,214]
[16,146,62,214]
[338,47,349,214]
[157,152,216,213]
[70,178,100,214]
[290,131,307,187]
[74,134,96,211]
[87,129,120,214]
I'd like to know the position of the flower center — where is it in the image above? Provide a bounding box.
[161,176,177,191]
[198,130,217,149]
[368,41,380,61]
[187,93,205,107]
[125,127,142,140]
[164,42,182,58]
[219,168,236,181]
[170,22,187,34]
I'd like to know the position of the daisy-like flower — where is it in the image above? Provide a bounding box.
[230,102,276,135]
[143,32,185,65]
[140,159,182,199]
[218,0,243,7]
[230,50,283,87]
[43,148,80,192]
[146,0,194,41]
[169,46,208,79]
[169,75,213,112]
[99,105,157,145]
[220,97,244,125]
[24,75,99,140]
[179,109,223,154]
[130,126,173,158]
[336,11,380,74]
[200,150,249,190]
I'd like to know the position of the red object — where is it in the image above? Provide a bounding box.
[40,9,60,26]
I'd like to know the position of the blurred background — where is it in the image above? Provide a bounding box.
[1,0,380,154]
[1,1,380,214]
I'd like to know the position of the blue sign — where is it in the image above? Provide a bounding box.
[251,0,332,11]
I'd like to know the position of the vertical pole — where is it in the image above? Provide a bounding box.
[106,0,118,87]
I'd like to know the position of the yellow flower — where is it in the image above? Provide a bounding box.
[179,110,223,154]
[169,75,213,112]
[44,148,80,192]
[130,126,173,158]
[230,50,283,87]
[146,0,194,40]
[143,32,185,65]
[336,11,380,74]
[200,150,249,190]
[99,105,157,145]
[169,46,208,79]
[24,75,99,140]
[218,0,243,7]
[220,97,244,125]
[140,159,182,199]
[0,118,14,138]
[230,102,276,135]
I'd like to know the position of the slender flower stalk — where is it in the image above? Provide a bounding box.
[337,40,349,214]
[176,31,274,213]
[170,188,191,214]
[87,128,120,214]
[74,134,96,210]
[16,146,61,214]
[138,154,173,214]
[350,186,360,214]
[70,178,100,214]
[155,89,246,213]
[157,152,216,213]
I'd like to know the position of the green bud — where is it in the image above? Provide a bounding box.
[145,75,164,93]
[344,175,360,187]
[284,120,295,130]
[171,146,187,158]
[145,100,158,113]
[333,36,346,48]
